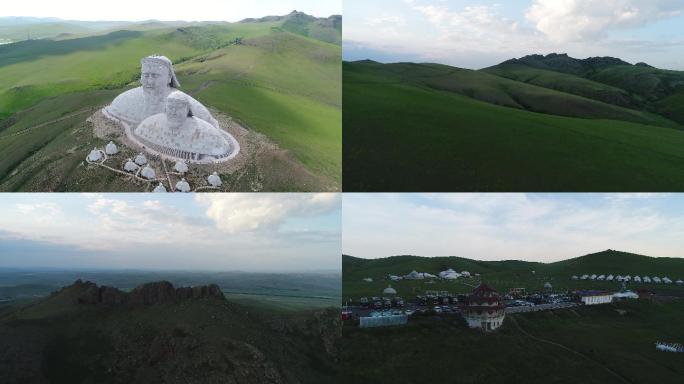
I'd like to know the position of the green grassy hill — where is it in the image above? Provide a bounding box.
[482,62,635,107]
[342,251,684,301]
[343,59,684,192]
[354,61,675,127]
[0,13,341,191]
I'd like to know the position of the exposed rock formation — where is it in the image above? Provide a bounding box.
[66,279,224,306]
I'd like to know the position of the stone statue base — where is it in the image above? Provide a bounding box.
[102,108,240,164]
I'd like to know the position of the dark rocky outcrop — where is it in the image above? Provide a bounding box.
[66,279,224,306]
[503,53,632,75]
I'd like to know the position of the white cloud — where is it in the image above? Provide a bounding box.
[16,202,61,216]
[195,193,339,234]
[344,0,684,70]
[526,0,684,42]
[413,4,536,51]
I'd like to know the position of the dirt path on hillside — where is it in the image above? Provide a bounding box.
[509,315,632,384]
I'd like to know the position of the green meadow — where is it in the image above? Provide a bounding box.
[341,300,684,384]
[0,13,341,191]
[343,58,684,192]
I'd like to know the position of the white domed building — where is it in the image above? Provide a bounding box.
[124,159,139,172]
[134,153,148,166]
[175,178,191,193]
[462,283,505,332]
[174,160,188,174]
[141,165,156,180]
[87,148,102,162]
[382,285,397,297]
[105,141,119,155]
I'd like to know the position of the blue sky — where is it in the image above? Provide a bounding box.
[343,193,684,262]
[1,0,341,22]
[344,0,684,69]
[0,193,341,271]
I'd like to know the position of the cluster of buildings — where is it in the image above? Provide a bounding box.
[357,282,506,333]
[86,141,224,192]
[572,274,683,284]
[384,269,473,281]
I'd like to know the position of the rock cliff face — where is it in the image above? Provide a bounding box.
[65,279,224,306]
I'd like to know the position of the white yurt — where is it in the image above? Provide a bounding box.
[208,172,222,187]
[124,159,138,172]
[174,160,188,174]
[175,178,191,193]
[105,141,118,155]
[152,183,167,193]
[134,153,148,166]
[141,165,156,180]
[383,285,397,296]
[87,148,102,162]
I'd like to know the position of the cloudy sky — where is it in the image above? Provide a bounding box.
[344,0,684,69]
[1,0,341,22]
[343,193,684,262]
[0,193,341,271]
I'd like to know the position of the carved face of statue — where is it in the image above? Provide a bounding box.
[141,63,170,91]
[166,97,189,130]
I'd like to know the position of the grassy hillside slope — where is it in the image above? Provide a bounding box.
[343,61,684,192]
[355,61,676,128]
[0,281,339,383]
[0,15,341,190]
[342,251,684,301]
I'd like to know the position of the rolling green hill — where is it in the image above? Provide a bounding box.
[342,250,684,301]
[0,12,341,191]
[343,59,684,191]
[352,61,675,127]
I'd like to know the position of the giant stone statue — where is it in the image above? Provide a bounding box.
[133,91,237,162]
[103,55,239,164]
[104,55,218,128]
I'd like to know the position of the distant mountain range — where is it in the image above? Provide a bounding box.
[0,11,342,44]
[0,280,339,383]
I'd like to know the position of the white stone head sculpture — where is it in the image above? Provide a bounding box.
[166,91,192,130]
[140,55,180,91]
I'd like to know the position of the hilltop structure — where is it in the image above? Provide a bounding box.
[104,55,217,128]
[462,283,505,332]
[102,55,239,164]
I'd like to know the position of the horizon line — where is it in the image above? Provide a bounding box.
[342,249,676,263]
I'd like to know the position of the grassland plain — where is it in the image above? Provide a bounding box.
[0,12,341,191]
[340,300,684,384]
[343,58,684,192]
